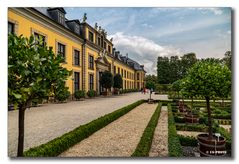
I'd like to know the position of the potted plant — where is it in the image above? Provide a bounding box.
[74,90,85,100]
[87,90,95,98]
[181,78,199,123]
[183,60,231,156]
[99,71,113,96]
[113,74,123,95]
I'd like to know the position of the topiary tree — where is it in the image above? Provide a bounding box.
[145,81,155,90]
[113,74,123,89]
[8,34,71,156]
[100,71,113,94]
[183,60,231,138]
[172,80,182,98]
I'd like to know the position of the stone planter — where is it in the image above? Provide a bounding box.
[197,133,226,157]
[148,98,154,104]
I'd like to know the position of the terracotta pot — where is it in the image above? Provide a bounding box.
[197,133,226,157]
[184,113,199,123]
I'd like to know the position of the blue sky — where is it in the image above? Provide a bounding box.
[65,7,231,74]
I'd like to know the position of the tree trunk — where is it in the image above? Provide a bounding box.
[17,105,26,157]
[191,97,194,111]
[206,96,213,139]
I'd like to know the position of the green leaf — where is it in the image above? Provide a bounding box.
[13,93,22,99]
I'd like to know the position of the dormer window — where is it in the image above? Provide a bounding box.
[89,31,94,42]
[75,24,80,34]
[59,12,65,24]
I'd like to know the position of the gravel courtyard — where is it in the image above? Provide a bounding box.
[8,92,168,156]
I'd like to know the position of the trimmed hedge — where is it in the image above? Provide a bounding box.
[131,103,162,157]
[174,116,185,123]
[168,103,183,157]
[176,124,208,132]
[178,135,198,147]
[24,100,144,157]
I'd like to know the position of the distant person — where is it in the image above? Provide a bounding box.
[143,87,146,94]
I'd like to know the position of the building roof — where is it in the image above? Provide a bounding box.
[33,7,146,73]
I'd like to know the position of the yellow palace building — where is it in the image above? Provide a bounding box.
[8,7,146,96]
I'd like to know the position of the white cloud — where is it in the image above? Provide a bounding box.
[198,8,223,15]
[109,32,183,75]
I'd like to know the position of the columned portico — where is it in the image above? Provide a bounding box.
[96,55,110,95]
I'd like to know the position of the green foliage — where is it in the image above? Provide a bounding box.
[8,34,71,107]
[113,74,123,89]
[23,100,145,157]
[168,103,183,157]
[74,90,85,100]
[145,74,157,90]
[178,135,198,147]
[145,81,155,90]
[100,71,113,90]
[157,53,197,84]
[221,51,231,71]
[216,127,231,150]
[183,60,231,99]
[174,116,185,123]
[54,81,70,102]
[132,103,162,157]
[176,124,208,132]
[87,90,96,98]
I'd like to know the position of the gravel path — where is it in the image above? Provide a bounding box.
[177,131,203,137]
[59,103,157,157]
[149,106,168,157]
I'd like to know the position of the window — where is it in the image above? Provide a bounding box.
[59,12,65,24]
[89,31,94,42]
[8,22,14,34]
[124,70,126,78]
[89,74,94,90]
[57,42,66,61]
[75,25,80,34]
[74,50,80,66]
[137,73,140,80]
[74,72,80,92]
[34,32,46,47]
[118,68,120,74]
[89,55,94,69]
[103,41,106,49]
[114,66,116,74]
[121,69,123,77]
[97,37,101,46]
[108,45,111,53]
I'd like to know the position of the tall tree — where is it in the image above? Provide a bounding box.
[222,51,232,70]
[179,53,197,78]
[8,34,71,156]
[157,56,170,84]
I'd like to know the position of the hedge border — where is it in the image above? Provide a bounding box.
[168,103,183,157]
[24,100,144,157]
[131,102,162,157]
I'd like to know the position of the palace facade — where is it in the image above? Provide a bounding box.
[8,7,146,96]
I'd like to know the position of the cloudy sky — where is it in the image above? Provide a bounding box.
[65,7,231,75]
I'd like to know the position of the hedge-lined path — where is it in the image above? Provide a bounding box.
[59,103,158,157]
[149,106,168,157]
[8,93,168,156]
